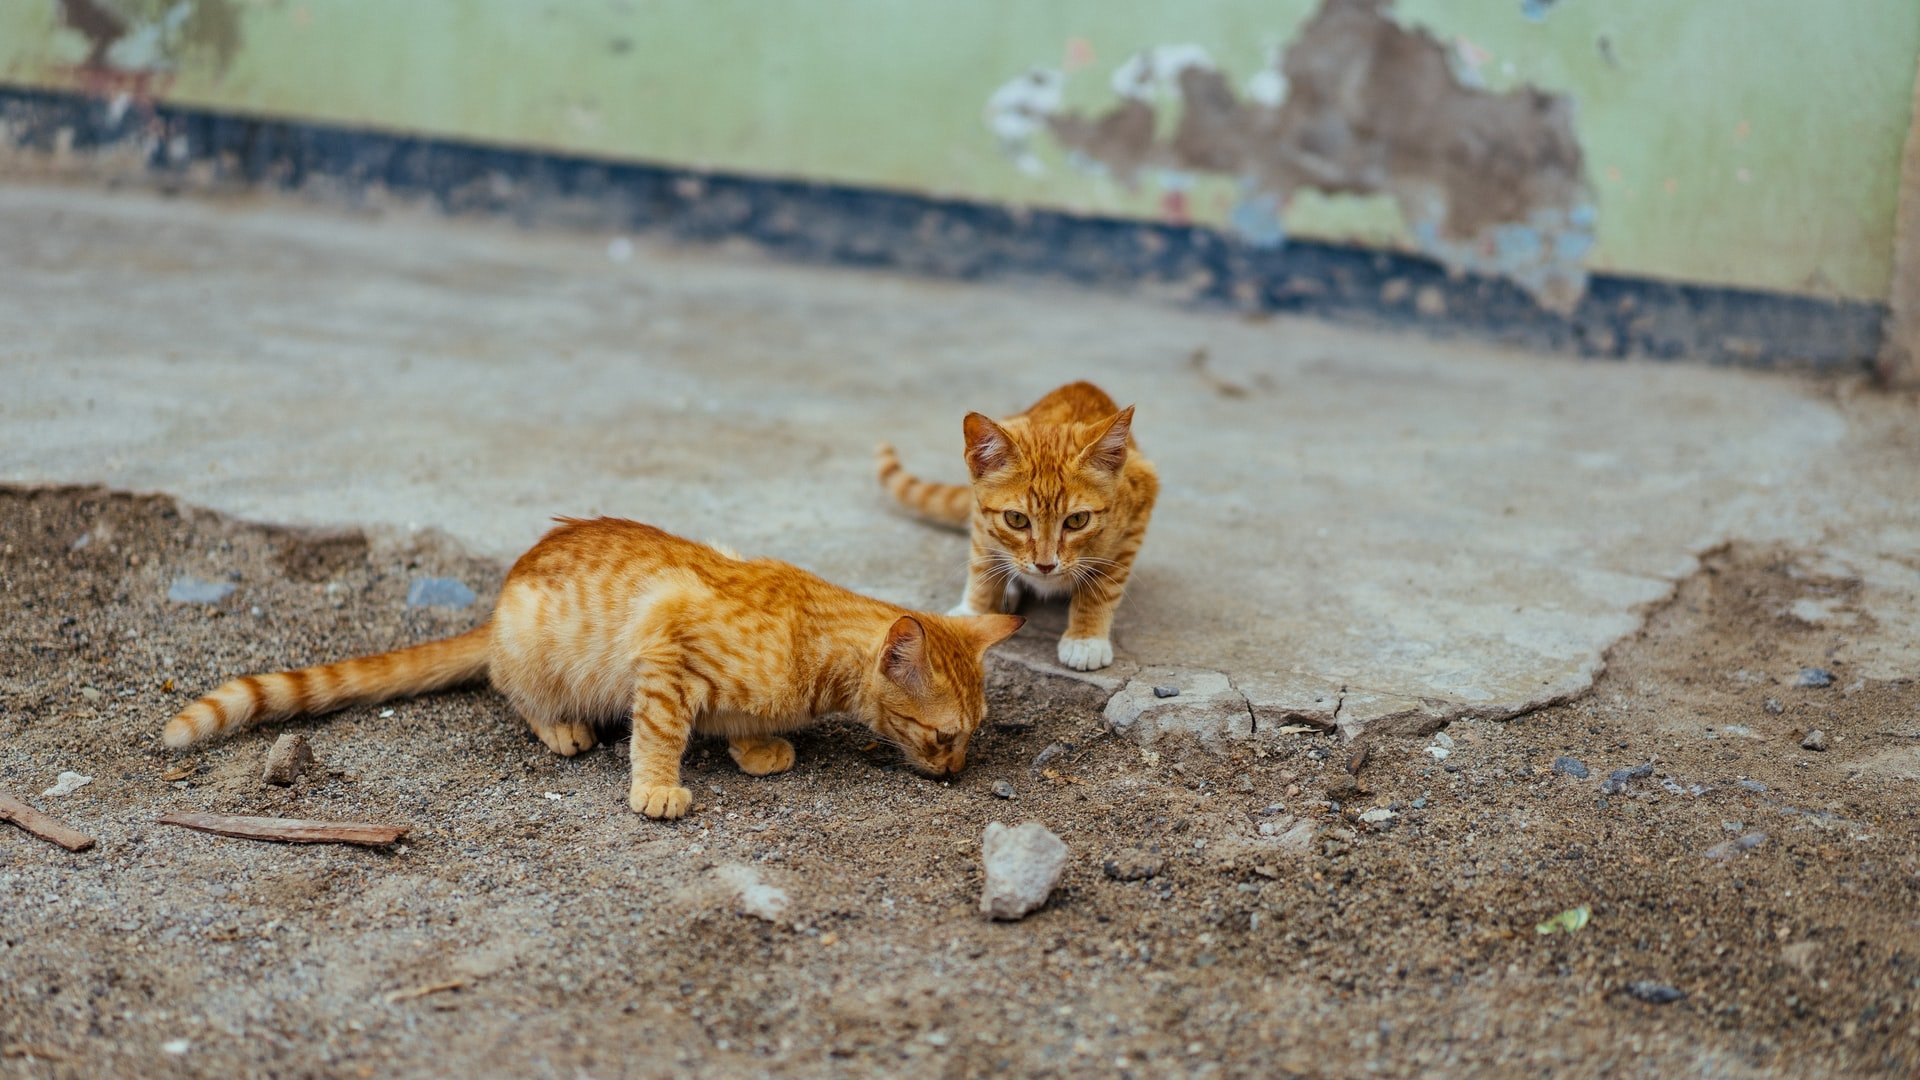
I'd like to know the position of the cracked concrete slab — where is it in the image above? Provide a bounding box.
[3,184,1916,738]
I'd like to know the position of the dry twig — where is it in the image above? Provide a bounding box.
[156,812,407,847]
[0,792,97,852]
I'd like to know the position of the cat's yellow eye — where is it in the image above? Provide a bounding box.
[1063,511,1091,531]
[1003,510,1030,530]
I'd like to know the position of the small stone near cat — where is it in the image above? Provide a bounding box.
[262,733,314,786]
[406,577,476,609]
[1551,756,1589,779]
[980,821,1069,920]
[713,863,789,922]
[991,779,1016,799]
[1794,667,1834,688]
[1800,729,1828,751]
[1102,849,1162,881]
[1625,981,1686,1005]
[168,576,235,605]
[1152,685,1179,699]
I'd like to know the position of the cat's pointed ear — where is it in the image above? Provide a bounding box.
[963,413,1018,479]
[963,614,1026,651]
[1078,405,1134,476]
[881,615,931,693]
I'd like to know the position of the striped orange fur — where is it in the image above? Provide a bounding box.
[879,381,1158,672]
[164,517,1024,819]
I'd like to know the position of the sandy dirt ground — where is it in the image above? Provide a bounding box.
[2,485,1917,1078]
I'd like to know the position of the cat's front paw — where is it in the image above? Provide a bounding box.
[728,736,796,777]
[630,783,693,819]
[1057,636,1114,671]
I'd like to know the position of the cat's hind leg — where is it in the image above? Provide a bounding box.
[727,734,796,777]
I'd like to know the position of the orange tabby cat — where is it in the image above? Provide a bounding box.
[163,517,1023,818]
[876,381,1157,671]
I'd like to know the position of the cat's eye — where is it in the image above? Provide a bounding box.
[1063,511,1091,531]
[1003,510,1030,529]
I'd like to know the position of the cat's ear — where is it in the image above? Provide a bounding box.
[962,614,1026,651]
[963,413,1018,479]
[880,615,931,693]
[1078,405,1134,476]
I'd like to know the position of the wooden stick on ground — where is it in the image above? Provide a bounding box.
[0,792,97,852]
[384,979,468,1004]
[156,812,407,847]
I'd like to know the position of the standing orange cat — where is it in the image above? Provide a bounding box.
[876,381,1157,671]
[164,517,1023,818]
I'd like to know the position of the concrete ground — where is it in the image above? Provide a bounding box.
[3,182,1916,737]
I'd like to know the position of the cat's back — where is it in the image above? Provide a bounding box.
[1017,380,1121,428]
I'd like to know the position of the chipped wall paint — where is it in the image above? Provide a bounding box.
[997,0,1597,310]
[0,0,1914,301]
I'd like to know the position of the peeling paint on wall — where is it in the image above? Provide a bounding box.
[988,0,1598,312]
[56,0,241,76]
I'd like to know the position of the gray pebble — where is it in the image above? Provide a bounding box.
[1552,756,1589,779]
[1794,667,1834,688]
[168,576,236,604]
[1152,685,1180,699]
[1029,741,1071,774]
[1763,697,1784,715]
[1737,779,1768,793]
[1600,762,1654,794]
[1800,729,1828,752]
[1702,832,1768,861]
[1626,981,1686,1005]
[1102,849,1163,881]
[980,821,1069,920]
[406,577,476,609]
[990,779,1016,799]
[1411,797,1427,810]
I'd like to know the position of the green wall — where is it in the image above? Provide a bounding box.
[3,0,1915,301]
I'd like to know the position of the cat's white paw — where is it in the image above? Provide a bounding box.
[948,601,982,617]
[1057,636,1114,671]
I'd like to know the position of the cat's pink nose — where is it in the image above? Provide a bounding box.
[1034,562,1056,574]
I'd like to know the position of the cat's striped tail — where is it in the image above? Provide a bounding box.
[876,442,972,528]
[162,624,492,748]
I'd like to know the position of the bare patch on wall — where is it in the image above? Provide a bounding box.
[986,0,1597,312]
[56,0,241,77]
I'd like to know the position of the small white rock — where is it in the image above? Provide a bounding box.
[42,771,92,797]
[1359,808,1396,824]
[162,1039,190,1055]
[714,863,789,922]
[1423,745,1451,760]
[980,821,1070,920]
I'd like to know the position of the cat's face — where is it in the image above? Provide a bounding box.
[964,406,1134,591]
[869,613,1024,775]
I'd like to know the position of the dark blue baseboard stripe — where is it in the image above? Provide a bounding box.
[0,85,1884,370]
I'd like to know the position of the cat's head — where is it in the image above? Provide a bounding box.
[866,612,1025,776]
[962,405,1134,590]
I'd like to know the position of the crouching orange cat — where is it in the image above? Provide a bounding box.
[163,517,1024,819]
[876,381,1158,671]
